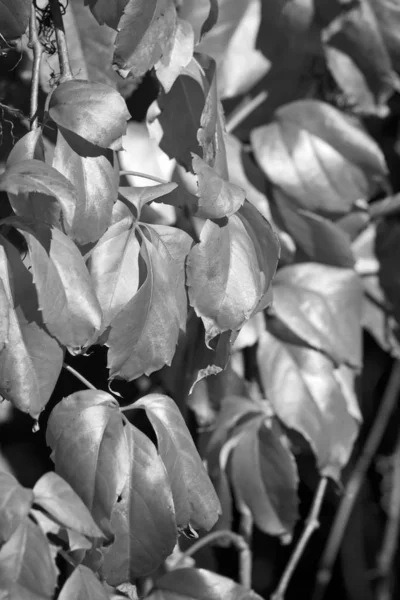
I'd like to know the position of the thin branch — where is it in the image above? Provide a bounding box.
[63,363,96,390]
[28,4,43,130]
[271,476,329,600]
[376,429,400,600]
[176,530,252,589]
[225,91,268,134]
[119,170,170,185]
[312,361,400,600]
[50,0,72,81]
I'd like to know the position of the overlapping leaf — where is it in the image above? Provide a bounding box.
[58,565,109,600]
[251,100,387,216]
[0,0,30,39]
[0,159,77,231]
[107,224,191,380]
[14,221,102,351]
[131,393,220,530]
[0,470,33,545]
[112,0,177,78]
[0,238,63,418]
[48,80,130,151]
[257,330,361,480]
[155,18,195,93]
[272,263,363,368]
[53,129,118,245]
[147,568,263,600]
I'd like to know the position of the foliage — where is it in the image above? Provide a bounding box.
[0,0,400,599]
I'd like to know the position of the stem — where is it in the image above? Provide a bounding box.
[28,4,42,130]
[176,530,252,589]
[119,171,170,185]
[62,363,96,390]
[376,430,400,600]
[370,193,400,220]
[225,91,268,134]
[50,0,72,81]
[271,477,329,600]
[312,361,400,600]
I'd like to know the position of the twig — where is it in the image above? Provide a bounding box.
[50,0,72,81]
[28,4,43,130]
[312,361,400,600]
[369,193,400,220]
[271,476,329,600]
[62,363,96,390]
[176,530,252,589]
[376,430,400,600]
[119,170,170,185]
[225,91,268,134]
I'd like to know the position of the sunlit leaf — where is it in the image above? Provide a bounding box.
[0,518,57,600]
[0,470,33,544]
[147,567,263,600]
[33,472,104,539]
[6,129,45,167]
[58,565,109,600]
[186,217,262,345]
[48,80,130,151]
[113,0,177,78]
[14,222,102,351]
[0,239,63,418]
[132,393,220,530]
[257,330,360,480]
[0,159,77,231]
[155,18,195,93]
[251,100,387,216]
[0,0,30,39]
[53,129,118,245]
[102,423,176,583]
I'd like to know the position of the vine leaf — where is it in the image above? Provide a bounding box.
[131,393,221,530]
[53,129,118,245]
[251,100,388,216]
[155,18,195,93]
[0,0,30,39]
[84,0,127,30]
[257,330,361,481]
[113,0,177,78]
[33,472,104,539]
[147,568,264,600]
[14,221,103,352]
[0,517,58,600]
[48,80,130,151]
[6,129,45,167]
[0,238,63,418]
[0,470,33,545]
[272,263,363,368]
[58,565,109,600]
[107,224,191,380]
[0,159,77,232]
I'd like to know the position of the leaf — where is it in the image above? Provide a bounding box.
[102,424,176,584]
[132,393,220,530]
[0,239,64,418]
[33,472,104,539]
[147,568,263,600]
[272,188,355,268]
[113,0,177,78]
[52,130,118,245]
[155,18,195,93]
[376,219,400,328]
[6,129,45,167]
[156,66,205,170]
[186,217,262,345]
[192,155,245,219]
[251,100,388,216]
[119,183,178,217]
[0,0,30,39]
[0,518,57,600]
[257,330,360,480]
[0,159,77,231]
[15,222,102,351]
[0,278,9,352]
[0,470,33,544]
[85,0,127,29]
[46,390,129,539]
[272,263,363,368]
[88,214,140,331]
[48,80,130,151]
[107,226,182,380]
[229,419,298,541]
[58,565,109,600]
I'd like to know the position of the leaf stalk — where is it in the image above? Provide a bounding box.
[50,0,72,81]
[28,3,43,129]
